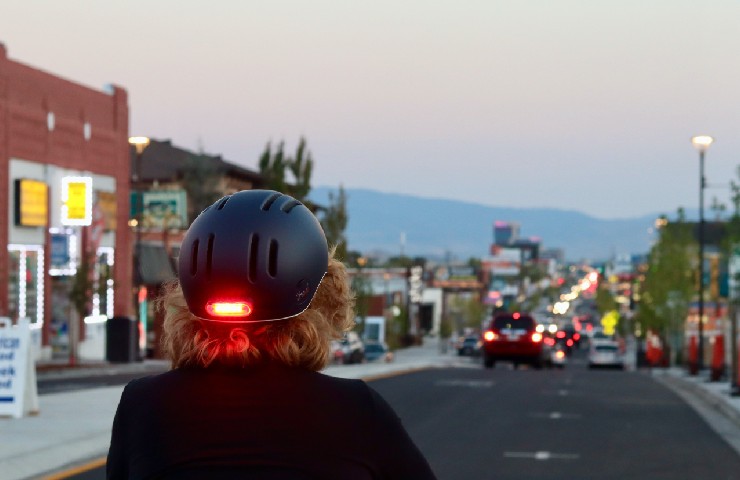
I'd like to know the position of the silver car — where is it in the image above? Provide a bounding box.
[588,340,624,370]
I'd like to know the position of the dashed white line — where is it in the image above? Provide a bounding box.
[504,451,580,461]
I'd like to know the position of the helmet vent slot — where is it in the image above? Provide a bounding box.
[281,200,301,213]
[205,234,215,276]
[268,239,278,277]
[190,240,199,275]
[216,196,230,210]
[261,193,282,211]
[248,234,259,282]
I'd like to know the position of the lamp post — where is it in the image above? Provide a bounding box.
[691,135,713,371]
[128,136,149,356]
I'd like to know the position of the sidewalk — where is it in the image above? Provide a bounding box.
[2,337,456,480]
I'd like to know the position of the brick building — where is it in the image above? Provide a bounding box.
[0,44,131,360]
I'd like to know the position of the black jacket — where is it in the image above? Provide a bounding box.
[107,364,436,479]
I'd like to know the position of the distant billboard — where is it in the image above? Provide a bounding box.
[483,248,521,277]
[138,190,188,229]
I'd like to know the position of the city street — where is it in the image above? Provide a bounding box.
[49,349,740,480]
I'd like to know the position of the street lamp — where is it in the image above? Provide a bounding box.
[128,136,149,356]
[691,134,713,371]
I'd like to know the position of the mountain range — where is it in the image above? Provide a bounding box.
[309,187,663,262]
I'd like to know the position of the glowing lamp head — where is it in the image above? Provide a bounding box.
[691,135,714,152]
[205,300,253,318]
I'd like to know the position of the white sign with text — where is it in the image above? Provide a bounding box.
[0,317,39,418]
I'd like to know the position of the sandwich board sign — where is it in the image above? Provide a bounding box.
[0,317,39,418]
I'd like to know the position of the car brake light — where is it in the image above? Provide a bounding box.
[483,331,498,342]
[556,331,566,339]
[513,312,521,320]
[567,339,574,347]
[206,300,253,317]
[531,332,543,343]
[573,333,581,341]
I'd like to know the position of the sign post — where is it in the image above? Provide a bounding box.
[0,317,39,418]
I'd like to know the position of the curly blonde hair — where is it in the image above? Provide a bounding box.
[158,250,356,371]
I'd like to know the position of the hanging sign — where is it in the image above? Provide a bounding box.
[61,176,93,226]
[14,179,49,227]
[0,318,39,418]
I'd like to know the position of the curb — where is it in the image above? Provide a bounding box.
[652,371,740,429]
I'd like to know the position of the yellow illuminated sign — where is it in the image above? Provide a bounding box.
[601,310,620,336]
[15,179,48,227]
[61,176,92,226]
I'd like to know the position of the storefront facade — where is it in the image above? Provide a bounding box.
[0,44,131,360]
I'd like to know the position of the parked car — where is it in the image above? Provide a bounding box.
[588,340,624,369]
[482,312,546,369]
[363,342,393,363]
[457,334,482,357]
[340,331,365,364]
[329,340,344,364]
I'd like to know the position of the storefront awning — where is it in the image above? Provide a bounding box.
[136,244,176,286]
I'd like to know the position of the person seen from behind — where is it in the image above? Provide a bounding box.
[106,189,437,479]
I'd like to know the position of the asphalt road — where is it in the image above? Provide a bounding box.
[53,351,740,480]
[373,353,740,480]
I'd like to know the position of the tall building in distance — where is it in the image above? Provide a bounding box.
[493,221,520,246]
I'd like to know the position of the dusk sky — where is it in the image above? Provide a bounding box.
[2,1,739,220]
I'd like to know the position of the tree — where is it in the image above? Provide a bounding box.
[181,152,224,223]
[321,185,348,261]
[636,210,696,365]
[258,137,314,208]
[595,282,617,315]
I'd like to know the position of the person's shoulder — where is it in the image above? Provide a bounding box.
[121,369,183,395]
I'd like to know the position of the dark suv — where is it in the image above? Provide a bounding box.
[482,312,544,369]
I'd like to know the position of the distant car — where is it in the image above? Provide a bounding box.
[457,335,482,357]
[363,342,393,363]
[340,331,365,364]
[588,340,624,369]
[482,312,546,369]
[549,344,567,369]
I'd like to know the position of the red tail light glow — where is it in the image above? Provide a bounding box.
[573,333,581,341]
[483,330,498,342]
[513,312,521,320]
[206,301,253,317]
[567,339,574,347]
[556,331,566,339]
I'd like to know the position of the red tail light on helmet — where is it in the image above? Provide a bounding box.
[205,301,253,317]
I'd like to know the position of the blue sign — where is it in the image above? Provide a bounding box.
[50,233,70,269]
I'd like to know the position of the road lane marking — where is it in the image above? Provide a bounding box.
[41,456,107,479]
[529,411,582,420]
[504,451,580,461]
[434,379,494,388]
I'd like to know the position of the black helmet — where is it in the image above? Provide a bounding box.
[178,190,328,322]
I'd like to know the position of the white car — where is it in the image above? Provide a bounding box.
[588,340,624,369]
